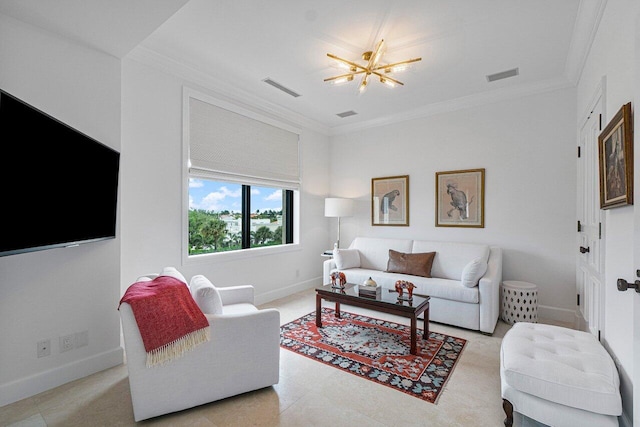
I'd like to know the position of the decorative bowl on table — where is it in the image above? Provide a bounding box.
[362,277,378,287]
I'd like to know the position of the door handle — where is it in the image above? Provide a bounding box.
[579,246,590,254]
[617,278,640,293]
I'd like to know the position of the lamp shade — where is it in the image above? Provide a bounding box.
[324,198,354,217]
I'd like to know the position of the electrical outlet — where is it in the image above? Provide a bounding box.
[75,330,88,348]
[37,339,51,358]
[60,334,74,352]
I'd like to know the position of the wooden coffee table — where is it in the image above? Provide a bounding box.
[315,283,430,355]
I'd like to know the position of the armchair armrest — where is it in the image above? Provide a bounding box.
[217,285,255,305]
[478,246,502,334]
[207,308,280,342]
[136,273,159,281]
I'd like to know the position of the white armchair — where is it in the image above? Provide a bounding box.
[120,273,280,422]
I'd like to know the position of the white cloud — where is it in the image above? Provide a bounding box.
[189,178,204,188]
[265,189,282,201]
[197,186,242,211]
[251,188,260,195]
[219,186,242,198]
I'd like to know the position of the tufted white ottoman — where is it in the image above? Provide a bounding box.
[500,323,621,427]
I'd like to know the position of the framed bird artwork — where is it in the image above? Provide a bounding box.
[371,175,409,226]
[435,169,485,228]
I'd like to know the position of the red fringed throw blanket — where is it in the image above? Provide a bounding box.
[119,276,210,367]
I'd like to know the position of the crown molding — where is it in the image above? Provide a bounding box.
[129,44,577,138]
[328,77,575,136]
[126,45,331,136]
[564,0,608,85]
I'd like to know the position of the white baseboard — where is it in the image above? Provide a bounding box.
[0,347,124,407]
[537,305,576,324]
[255,277,319,306]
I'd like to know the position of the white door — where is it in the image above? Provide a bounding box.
[577,85,605,337]
[633,125,640,427]
[632,18,640,427]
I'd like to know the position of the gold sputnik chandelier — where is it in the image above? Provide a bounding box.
[324,39,421,93]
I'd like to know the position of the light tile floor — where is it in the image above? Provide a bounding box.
[1,288,570,426]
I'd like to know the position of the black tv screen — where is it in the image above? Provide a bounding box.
[0,89,120,257]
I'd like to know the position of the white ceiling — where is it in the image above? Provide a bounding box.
[0,0,604,135]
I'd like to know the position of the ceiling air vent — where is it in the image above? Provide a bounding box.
[262,78,301,97]
[486,67,519,82]
[336,110,358,118]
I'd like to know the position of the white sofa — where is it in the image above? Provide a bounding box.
[323,237,502,334]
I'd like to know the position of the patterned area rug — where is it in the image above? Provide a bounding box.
[280,308,466,403]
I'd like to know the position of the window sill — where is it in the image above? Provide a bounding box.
[184,243,301,265]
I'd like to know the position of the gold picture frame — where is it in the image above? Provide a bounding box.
[598,102,633,209]
[371,175,409,226]
[435,169,485,228]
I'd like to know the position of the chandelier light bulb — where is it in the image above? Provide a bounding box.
[333,75,354,85]
[380,77,395,88]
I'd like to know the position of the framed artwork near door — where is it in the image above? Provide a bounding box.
[435,168,485,228]
[598,102,633,209]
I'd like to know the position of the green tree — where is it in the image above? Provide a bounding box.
[189,209,217,253]
[253,226,273,245]
[201,218,227,251]
[272,226,283,245]
[225,231,242,250]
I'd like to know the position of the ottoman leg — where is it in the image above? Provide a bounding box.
[502,399,513,427]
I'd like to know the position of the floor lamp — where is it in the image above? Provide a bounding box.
[324,198,354,250]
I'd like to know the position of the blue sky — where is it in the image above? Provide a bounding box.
[189,179,283,213]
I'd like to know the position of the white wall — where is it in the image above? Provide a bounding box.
[0,14,123,406]
[576,0,640,423]
[329,88,577,321]
[120,58,331,303]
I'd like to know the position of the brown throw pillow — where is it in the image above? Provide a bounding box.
[386,250,436,278]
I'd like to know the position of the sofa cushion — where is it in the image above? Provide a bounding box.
[350,237,413,271]
[386,250,435,278]
[411,241,490,280]
[334,248,361,269]
[189,275,223,314]
[461,257,488,288]
[334,268,479,304]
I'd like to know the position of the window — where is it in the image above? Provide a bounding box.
[184,88,300,257]
[188,179,294,254]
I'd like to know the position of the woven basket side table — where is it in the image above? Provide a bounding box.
[501,280,538,325]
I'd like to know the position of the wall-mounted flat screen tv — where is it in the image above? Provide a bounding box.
[0,89,120,257]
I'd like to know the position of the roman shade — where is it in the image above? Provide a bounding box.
[188,95,300,190]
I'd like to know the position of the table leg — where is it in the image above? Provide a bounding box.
[335,302,341,318]
[423,307,429,339]
[315,293,322,327]
[410,316,417,355]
